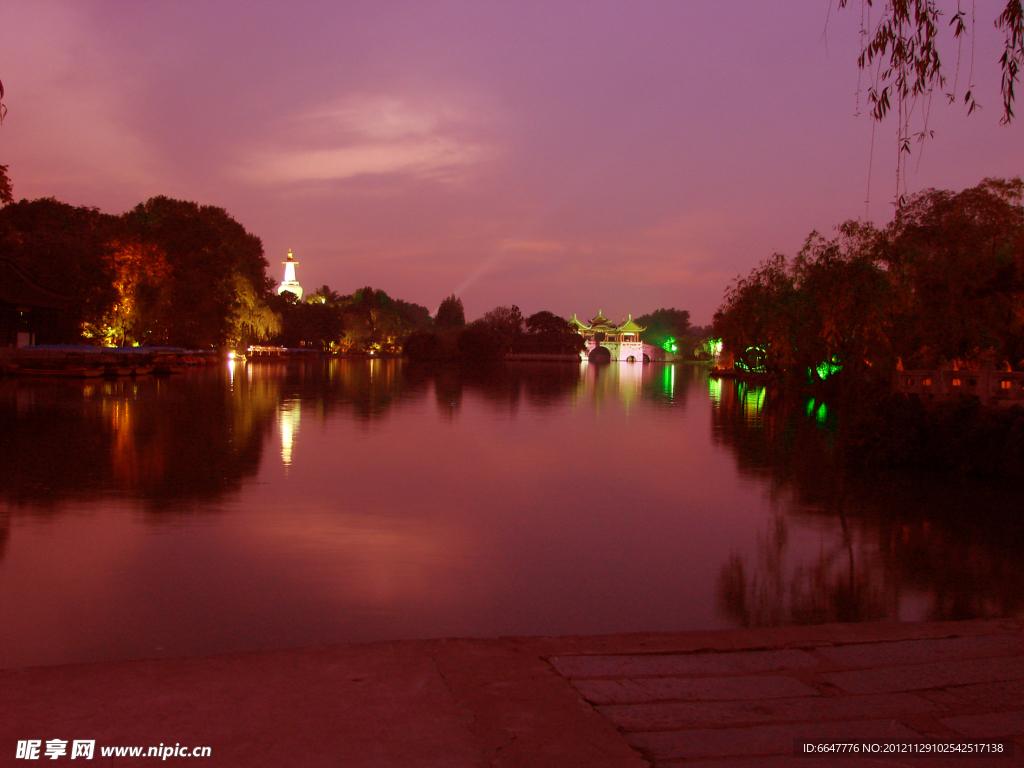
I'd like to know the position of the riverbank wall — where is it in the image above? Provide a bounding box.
[894,369,1024,407]
[0,346,218,376]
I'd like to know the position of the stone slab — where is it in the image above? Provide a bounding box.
[0,639,645,768]
[926,678,1024,711]
[573,674,817,705]
[1,643,480,768]
[940,711,1024,739]
[817,635,1024,669]
[822,656,1024,695]
[551,649,818,679]
[599,692,939,731]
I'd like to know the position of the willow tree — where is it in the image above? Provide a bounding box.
[839,0,1023,200]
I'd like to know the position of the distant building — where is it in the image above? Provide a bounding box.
[277,249,303,300]
[569,311,650,362]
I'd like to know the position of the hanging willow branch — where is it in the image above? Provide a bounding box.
[839,0,1023,124]
[996,0,1024,123]
[838,1,1022,204]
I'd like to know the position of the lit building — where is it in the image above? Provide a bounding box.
[569,311,649,362]
[277,249,303,300]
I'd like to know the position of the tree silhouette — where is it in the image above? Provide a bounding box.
[435,294,465,328]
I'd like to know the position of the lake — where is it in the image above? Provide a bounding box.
[1,359,1021,668]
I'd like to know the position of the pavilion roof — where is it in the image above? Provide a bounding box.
[572,311,647,333]
[568,313,589,330]
[617,314,645,332]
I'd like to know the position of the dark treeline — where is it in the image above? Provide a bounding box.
[403,301,586,364]
[714,178,1024,383]
[0,186,439,351]
[274,285,431,354]
[0,174,696,358]
[713,177,1024,478]
[404,301,711,365]
[1,195,280,349]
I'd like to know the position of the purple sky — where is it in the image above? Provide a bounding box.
[1,1,1019,324]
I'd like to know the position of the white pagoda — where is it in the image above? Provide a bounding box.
[277,249,303,300]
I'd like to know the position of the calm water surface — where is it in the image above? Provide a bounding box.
[1,360,1021,668]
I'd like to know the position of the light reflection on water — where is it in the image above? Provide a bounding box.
[0,360,1020,668]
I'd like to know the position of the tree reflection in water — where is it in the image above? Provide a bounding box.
[0,370,279,512]
[712,379,1024,626]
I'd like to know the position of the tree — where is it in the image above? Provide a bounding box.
[228,271,282,347]
[881,177,1024,368]
[790,224,893,379]
[480,304,524,337]
[0,198,118,341]
[403,330,444,362]
[636,308,691,351]
[313,285,431,353]
[272,292,341,349]
[306,285,341,305]
[714,254,803,374]
[517,311,586,354]
[435,294,465,328]
[714,177,1024,376]
[456,322,507,363]
[90,237,173,346]
[123,196,276,348]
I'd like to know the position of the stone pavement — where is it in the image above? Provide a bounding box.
[1,619,1022,766]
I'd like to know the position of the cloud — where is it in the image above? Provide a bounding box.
[237,95,493,185]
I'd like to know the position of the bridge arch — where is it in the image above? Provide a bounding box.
[588,346,612,363]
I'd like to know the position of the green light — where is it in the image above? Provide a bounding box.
[708,377,722,404]
[662,337,678,353]
[694,338,722,359]
[813,358,843,381]
[805,398,829,425]
[735,346,766,374]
